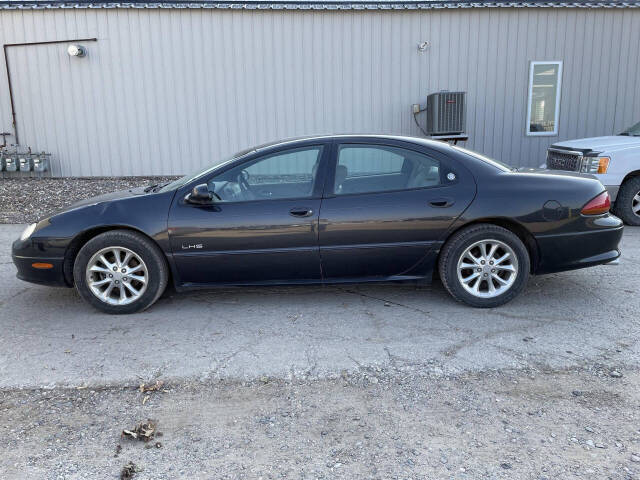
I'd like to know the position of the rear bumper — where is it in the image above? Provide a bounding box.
[534,215,623,274]
[12,252,68,287]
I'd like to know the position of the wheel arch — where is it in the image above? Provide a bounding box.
[440,218,540,274]
[613,172,640,225]
[63,225,170,286]
[621,170,640,184]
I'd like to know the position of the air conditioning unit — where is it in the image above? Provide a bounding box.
[425,91,466,136]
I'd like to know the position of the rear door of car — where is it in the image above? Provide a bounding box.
[318,139,476,280]
[168,142,331,285]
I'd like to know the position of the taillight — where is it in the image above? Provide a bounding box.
[581,191,611,215]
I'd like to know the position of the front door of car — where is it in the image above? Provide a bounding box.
[168,144,329,285]
[318,142,476,280]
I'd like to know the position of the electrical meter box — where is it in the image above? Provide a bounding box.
[19,155,33,172]
[5,155,18,172]
[32,154,50,173]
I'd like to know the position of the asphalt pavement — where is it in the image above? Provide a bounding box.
[1,224,639,389]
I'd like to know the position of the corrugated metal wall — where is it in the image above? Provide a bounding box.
[0,7,638,177]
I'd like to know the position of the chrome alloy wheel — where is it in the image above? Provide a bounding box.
[456,239,518,299]
[633,191,640,218]
[85,246,148,305]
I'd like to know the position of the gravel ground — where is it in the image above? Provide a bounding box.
[1,368,639,480]
[0,177,179,223]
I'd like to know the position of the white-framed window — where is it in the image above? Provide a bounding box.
[526,61,563,136]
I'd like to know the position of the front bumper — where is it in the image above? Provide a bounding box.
[535,215,624,274]
[12,238,69,287]
[12,254,68,287]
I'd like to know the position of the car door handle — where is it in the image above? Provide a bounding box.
[289,207,314,217]
[429,198,455,208]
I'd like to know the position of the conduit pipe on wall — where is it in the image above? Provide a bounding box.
[3,37,97,145]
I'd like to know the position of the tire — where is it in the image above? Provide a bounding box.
[438,224,530,308]
[613,177,640,226]
[73,230,169,314]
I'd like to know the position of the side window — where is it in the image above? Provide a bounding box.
[334,144,441,195]
[209,146,323,202]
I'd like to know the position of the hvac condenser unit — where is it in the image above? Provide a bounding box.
[426,91,466,136]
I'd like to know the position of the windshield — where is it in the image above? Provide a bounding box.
[621,121,640,136]
[451,145,514,172]
[158,148,255,193]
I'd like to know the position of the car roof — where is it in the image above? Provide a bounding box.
[250,134,453,154]
[233,134,509,179]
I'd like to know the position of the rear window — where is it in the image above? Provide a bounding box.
[452,146,513,172]
[621,121,640,136]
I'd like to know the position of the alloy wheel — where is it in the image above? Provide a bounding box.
[456,239,519,299]
[85,246,148,305]
[633,191,640,218]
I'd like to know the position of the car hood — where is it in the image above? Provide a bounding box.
[47,186,148,218]
[551,135,640,153]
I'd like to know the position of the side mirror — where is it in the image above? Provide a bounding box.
[186,184,213,204]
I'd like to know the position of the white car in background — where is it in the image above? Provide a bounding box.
[544,121,640,225]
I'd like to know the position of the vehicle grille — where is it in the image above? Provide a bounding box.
[546,149,582,171]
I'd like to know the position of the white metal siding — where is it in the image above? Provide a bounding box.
[0,8,639,176]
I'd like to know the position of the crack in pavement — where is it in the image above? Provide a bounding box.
[384,346,432,370]
[440,315,581,359]
[334,286,435,318]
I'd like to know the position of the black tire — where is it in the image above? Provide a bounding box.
[613,177,640,226]
[73,230,169,314]
[438,224,530,308]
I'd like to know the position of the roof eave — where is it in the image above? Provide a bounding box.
[0,1,638,11]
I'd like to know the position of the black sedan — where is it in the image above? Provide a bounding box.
[12,135,623,313]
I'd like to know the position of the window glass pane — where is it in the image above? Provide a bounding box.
[621,121,640,136]
[209,146,322,202]
[335,145,440,195]
[244,148,319,185]
[338,147,405,176]
[528,62,561,134]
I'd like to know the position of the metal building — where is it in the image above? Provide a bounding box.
[0,0,639,177]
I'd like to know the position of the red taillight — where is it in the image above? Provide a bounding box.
[581,191,611,215]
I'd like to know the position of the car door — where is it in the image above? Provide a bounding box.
[168,143,329,285]
[318,141,476,280]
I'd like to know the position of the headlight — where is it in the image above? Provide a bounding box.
[20,223,37,241]
[581,156,610,174]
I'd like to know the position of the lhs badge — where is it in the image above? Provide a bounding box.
[182,243,203,250]
[447,172,456,181]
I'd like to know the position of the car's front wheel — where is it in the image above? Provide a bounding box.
[73,230,169,314]
[439,224,530,308]
[614,176,640,226]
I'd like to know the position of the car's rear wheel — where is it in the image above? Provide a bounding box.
[439,224,530,308]
[614,176,640,226]
[73,230,168,314]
